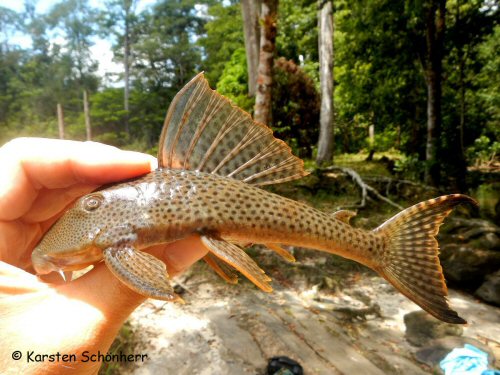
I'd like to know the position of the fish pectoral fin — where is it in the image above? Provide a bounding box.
[264,243,295,262]
[103,244,181,302]
[203,253,239,284]
[332,209,357,224]
[201,236,273,292]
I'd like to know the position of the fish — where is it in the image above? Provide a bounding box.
[32,73,476,324]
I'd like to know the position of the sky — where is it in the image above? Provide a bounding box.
[1,0,157,85]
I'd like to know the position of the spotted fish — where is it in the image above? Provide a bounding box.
[32,73,476,324]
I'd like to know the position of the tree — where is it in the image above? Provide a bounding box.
[99,0,138,138]
[200,1,244,87]
[316,0,334,166]
[421,0,446,186]
[241,0,261,96]
[47,0,98,86]
[47,0,99,140]
[254,0,278,125]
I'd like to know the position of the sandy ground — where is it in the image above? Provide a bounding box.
[112,252,499,375]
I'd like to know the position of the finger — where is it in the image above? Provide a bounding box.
[22,184,98,223]
[0,221,42,268]
[0,138,156,220]
[147,236,209,276]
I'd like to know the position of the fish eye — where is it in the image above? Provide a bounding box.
[82,194,103,211]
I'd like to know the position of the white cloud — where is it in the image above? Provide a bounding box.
[90,38,123,86]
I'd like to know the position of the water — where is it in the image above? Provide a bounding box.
[471,182,500,223]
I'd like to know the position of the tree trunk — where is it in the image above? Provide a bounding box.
[57,103,65,140]
[424,0,445,186]
[254,0,278,125]
[453,0,467,192]
[241,0,261,97]
[366,124,375,161]
[83,89,92,141]
[316,0,334,166]
[124,1,131,138]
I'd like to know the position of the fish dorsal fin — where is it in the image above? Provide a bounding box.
[332,210,357,224]
[158,73,308,186]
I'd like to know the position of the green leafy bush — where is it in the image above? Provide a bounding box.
[394,153,425,181]
[466,135,500,167]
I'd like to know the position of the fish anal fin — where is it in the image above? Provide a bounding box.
[332,210,357,224]
[158,73,307,186]
[203,253,238,284]
[374,194,477,324]
[264,243,296,262]
[103,244,182,302]
[201,236,272,292]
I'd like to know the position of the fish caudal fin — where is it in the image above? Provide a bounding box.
[374,194,477,324]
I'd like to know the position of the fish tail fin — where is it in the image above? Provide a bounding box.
[374,194,477,324]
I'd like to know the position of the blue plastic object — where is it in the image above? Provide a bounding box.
[439,344,498,375]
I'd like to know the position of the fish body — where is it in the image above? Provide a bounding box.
[33,169,381,273]
[32,73,475,323]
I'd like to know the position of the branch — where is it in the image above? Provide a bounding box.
[320,166,404,210]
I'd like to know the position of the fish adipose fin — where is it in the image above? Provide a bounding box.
[332,210,357,224]
[374,194,477,324]
[201,236,273,292]
[103,244,181,302]
[158,73,308,186]
[203,253,239,284]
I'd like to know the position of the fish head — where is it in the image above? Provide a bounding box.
[32,190,117,275]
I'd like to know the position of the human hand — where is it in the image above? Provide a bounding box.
[0,138,208,374]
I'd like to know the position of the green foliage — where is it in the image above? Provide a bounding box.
[369,129,399,153]
[199,1,244,87]
[91,88,128,146]
[218,52,320,158]
[216,48,254,113]
[466,136,500,167]
[334,0,426,156]
[272,58,320,158]
[276,0,318,62]
[133,0,205,90]
[394,154,425,181]
[0,0,498,192]
[475,24,500,136]
[46,0,99,85]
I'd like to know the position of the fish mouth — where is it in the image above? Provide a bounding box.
[32,246,104,275]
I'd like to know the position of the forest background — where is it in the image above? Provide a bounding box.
[0,0,498,196]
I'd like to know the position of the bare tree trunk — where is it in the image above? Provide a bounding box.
[57,103,65,140]
[424,0,445,186]
[366,124,375,161]
[124,0,132,138]
[453,0,467,191]
[241,0,261,97]
[254,0,278,125]
[316,0,334,166]
[83,90,92,141]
